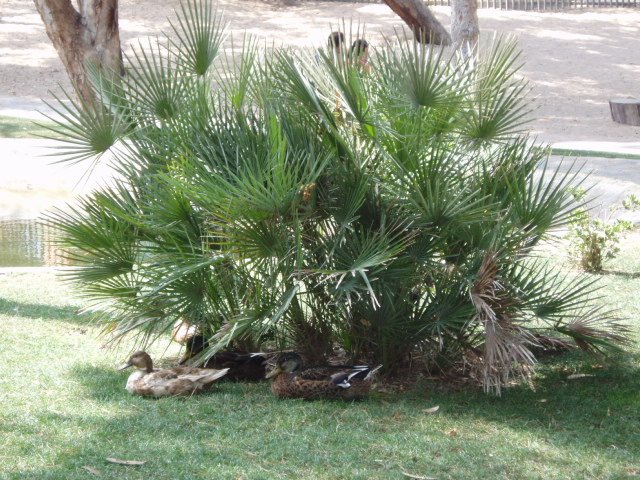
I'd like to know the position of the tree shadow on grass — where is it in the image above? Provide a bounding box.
[6,349,638,479]
[0,297,92,326]
[601,269,640,279]
[10,353,639,480]
[418,350,640,456]
[70,365,127,403]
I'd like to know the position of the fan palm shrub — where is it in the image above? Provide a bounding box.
[44,0,629,393]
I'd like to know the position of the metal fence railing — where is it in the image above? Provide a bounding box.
[331,0,639,11]
[425,0,638,10]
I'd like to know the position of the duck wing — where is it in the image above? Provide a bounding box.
[204,351,264,368]
[280,365,377,399]
[202,352,267,381]
[138,367,229,397]
[298,365,379,387]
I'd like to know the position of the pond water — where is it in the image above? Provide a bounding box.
[0,218,71,267]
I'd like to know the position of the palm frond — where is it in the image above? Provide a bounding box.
[468,252,536,394]
[460,36,533,143]
[211,283,301,351]
[39,89,129,164]
[124,40,198,123]
[215,33,259,110]
[169,0,227,76]
[555,307,631,353]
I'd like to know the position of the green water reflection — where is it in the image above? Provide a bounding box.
[0,219,69,267]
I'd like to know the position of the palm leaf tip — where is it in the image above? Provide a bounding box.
[468,252,535,394]
[170,0,227,76]
[557,309,632,354]
[480,319,537,395]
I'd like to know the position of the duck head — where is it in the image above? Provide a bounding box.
[265,352,303,379]
[119,351,153,373]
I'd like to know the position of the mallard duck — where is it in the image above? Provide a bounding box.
[179,335,267,382]
[265,352,382,400]
[119,351,229,397]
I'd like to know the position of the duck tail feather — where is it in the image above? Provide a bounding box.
[364,365,383,380]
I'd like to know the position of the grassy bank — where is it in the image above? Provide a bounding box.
[0,115,63,139]
[0,240,639,480]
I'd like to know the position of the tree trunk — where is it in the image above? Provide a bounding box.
[609,98,640,126]
[33,0,123,104]
[451,0,479,55]
[383,0,452,45]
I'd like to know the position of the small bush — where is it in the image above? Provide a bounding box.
[567,188,634,272]
[44,1,629,393]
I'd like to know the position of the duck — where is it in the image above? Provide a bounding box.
[179,335,267,382]
[118,351,229,397]
[171,319,199,345]
[265,352,382,400]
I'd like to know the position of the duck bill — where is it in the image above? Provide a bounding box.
[118,362,132,371]
[265,366,283,379]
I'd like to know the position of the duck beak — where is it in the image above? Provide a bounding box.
[118,362,132,371]
[265,365,282,379]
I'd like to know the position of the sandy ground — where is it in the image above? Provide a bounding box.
[0,1,640,219]
[1,0,640,143]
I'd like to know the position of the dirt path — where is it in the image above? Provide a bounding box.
[2,1,640,142]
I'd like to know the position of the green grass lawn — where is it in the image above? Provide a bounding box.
[1,239,639,480]
[0,115,63,139]
[549,148,640,161]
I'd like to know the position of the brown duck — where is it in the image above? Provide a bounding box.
[265,352,381,400]
[119,351,229,397]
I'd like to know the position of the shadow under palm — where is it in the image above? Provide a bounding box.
[419,349,640,451]
[0,297,92,326]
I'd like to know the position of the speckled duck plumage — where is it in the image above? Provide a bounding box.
[119,351,228,397]
[266,352,381,400]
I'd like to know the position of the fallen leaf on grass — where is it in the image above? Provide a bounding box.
[400,470,437,480]
[567,374,595,380]
[447,428,458,437]
[422,406,440,414]
[106,457,145,466]
[82,466,101,476]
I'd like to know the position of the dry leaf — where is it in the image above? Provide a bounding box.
[400,470,437,480]
[422,406,440,414]
[447,428,458,437]
[567,374,595,380]
[82,466,101,476]
[106,457,145,466]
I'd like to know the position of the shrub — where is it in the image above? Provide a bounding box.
[44,1,629,393]
[567,188,634,272]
